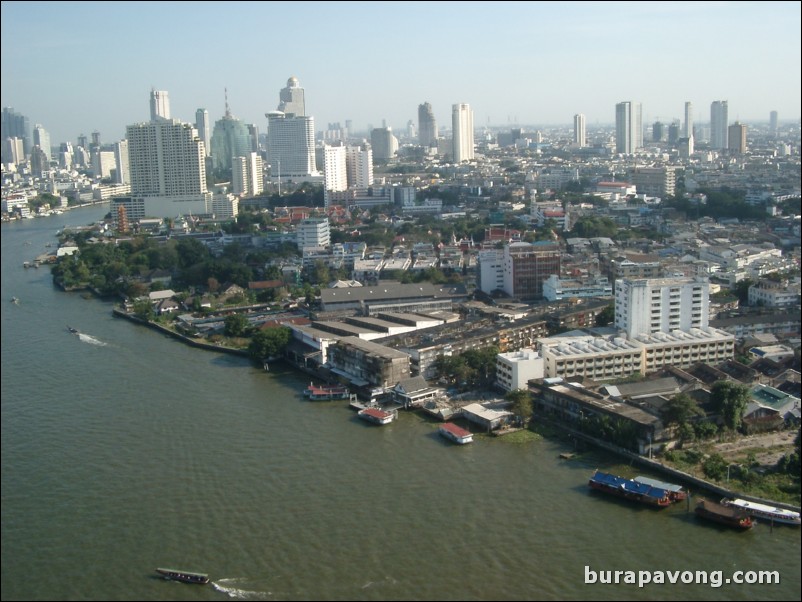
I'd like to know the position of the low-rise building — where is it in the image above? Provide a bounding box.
[496,349,544,392]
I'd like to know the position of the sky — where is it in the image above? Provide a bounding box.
[2,1,801,147]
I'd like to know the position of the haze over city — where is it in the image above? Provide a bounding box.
[2,0,800,146]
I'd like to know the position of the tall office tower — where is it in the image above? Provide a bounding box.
[232,152,264,197]
[615,101,642,153]
[370,127,398,160]
[573,113,586,147]
[728,122,747,154]
[2,107,31,155]
[346,142,373,188]
[210,99,252,173]
[32,124,51,161]
[277,76,306,116]
[195,109,211,156]
[684,102,693,139]
[246,124,259,152]
[502,242,561,301]
[59,142,74,169]
[452,103,474,162]
[2,137,25,165]
[710,100,728,149]
[30,146,49,175]
[150,89,171,121]
[91,131,101,150]
[266,111,317,178]
[769,110,778,136]
[77,133,88,149]
[615,276,709,338]
[418,102,437,147]
[323,144,348,193]
[113,140,130,184]
[652,121,664,142]
[668,122,680,144]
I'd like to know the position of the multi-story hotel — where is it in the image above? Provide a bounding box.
[266,111,317,179]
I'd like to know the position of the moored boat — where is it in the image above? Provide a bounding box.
[155,568,210,584]
[721,498,801,526]
[358,407,397,425]
[588,470,672,507]
[439,422,473,445]
[304,382,350,400]
[634,475,687,502]
[695,499,753,530]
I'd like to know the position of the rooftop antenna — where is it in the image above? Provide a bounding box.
[224,88,230,117]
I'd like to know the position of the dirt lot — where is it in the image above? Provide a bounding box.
[711,430,797,467]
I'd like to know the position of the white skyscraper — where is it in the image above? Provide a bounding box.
[573,113,586,148]
[684,101,693,139]
[346,143,373,188]
[323,144,348,193]
[150,89,171,121]
[32,124,51,161]
[614,277,709,338]
[277,76,306,116]
[195,108,211,156]
[113,139,130,185]
[266,111,317,179]
[232,152,263,197]
[710,101,728,150]
[452,103,474,162]
[615,101,642,154]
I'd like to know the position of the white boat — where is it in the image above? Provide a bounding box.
[358,407,397,425]
[721,498,801,526]
[438,422,474,444]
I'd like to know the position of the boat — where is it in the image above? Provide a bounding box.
[67,326,79,334]
[155,568,210,584]
[304,382,350,400]
[634,475,687,502]
[695,499,753,530]
[721,498,801,526]
[11,297,19,304]
[588,470,672,507]
[439,422,474,445]
[358,407,397,425]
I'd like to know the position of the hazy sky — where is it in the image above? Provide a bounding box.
[2,1,800,146]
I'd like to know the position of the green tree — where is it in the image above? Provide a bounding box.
[224,313,250,337]
[711,380,751,431]
[595,304,614,327]
[505,389,533,425]
[662,393,704,426]
[248,327,291,362]
[702,453,729,480]
[133,300,155,321]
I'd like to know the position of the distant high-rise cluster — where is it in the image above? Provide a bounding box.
[710,100,728,150]
[452,103,474,162]
[615,101,642,154]
[2,107,31,159]
[418,102,437,147]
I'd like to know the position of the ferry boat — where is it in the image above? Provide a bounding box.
[67,326,79,334]
[155,568,210,584]
[588,470,672,507]
[721,498,801,526]
[634,475,687,502]
[438,422,474,445]
[695,499,753,530]
[304,382,350,400]
[357,407,397,425]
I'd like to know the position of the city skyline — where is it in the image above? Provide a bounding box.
[1,1,800,146]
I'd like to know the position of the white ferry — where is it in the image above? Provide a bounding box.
[721,498,801,526]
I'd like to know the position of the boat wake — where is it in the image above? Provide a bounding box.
[77,333,106,346]
[212,578,271,599]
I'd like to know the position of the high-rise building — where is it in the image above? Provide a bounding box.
[277,76,306,116]
[370,127,398,160]
[652,121,664,142]
[769,110,778,136]
[452,103,474,162]
[346,143,373,188]
[728,122,747,154]
[2,107,31,155]
[32,124,51,162]
[323,144,348,193]
[150,89,171,121]
[684,101,693,139]
[113,140,130,185]
[615,101,642,154]
[266,111,317,179]
[2,137,25,165]
[418,102,437,147]
[573,113,586,147]
[614,276,709,338]
[195,109,211,156]
[502,242,561,301]
[710,101,728,149]
[232,152,263,197]
[629,167,676,197]
[210,101,252,173]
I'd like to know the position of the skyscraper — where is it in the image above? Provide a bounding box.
[614,277,709,338]
[210,97,252,173]
[323,144,348,193]
[710,101,728,150]
[769,110,778,136]
[728,122,747,154]
[2,107,31,155]
[346,143,373,188]
[418,102,437,147]
[370,127,398,160]
[33,124,51,162]
[113,140,130,185]
[277,76,306,116]
[684,101,693,139]
[652,121,664,142]
[232,152,264,197]
[266,111,317,179]
[150,89,171,121]
[615,101,642,154]
[452,103,474,162]
[195,109,211,156]
[573,113,586,148]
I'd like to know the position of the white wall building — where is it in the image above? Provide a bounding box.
[496,349,544,392]
[266,111,317,179]
[542,275,612,301]
[748,280,801,307]
[573,113,586,148]
[232,152,263,197]
[615,101,642,154]
[150,89,171,121]
[195,108,211,156]
[323,145,348,193]
[346,143,373,188]
[296,217,330,251]
[614,277,709,338]
[452,103,474,162]
[477,249,505,294]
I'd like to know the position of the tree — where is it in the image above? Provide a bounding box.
[248,326,291,362]
[662,393,704,426]
[711,380,751,431]
[224,313,250,337]
[505,389,533,425]
[595,304,614,327]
